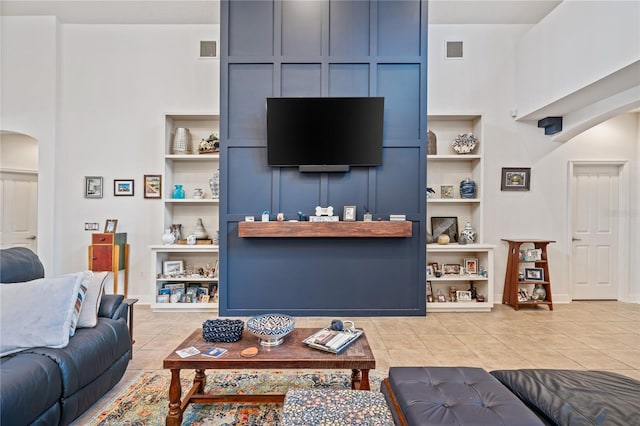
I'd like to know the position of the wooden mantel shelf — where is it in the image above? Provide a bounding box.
[238,221,412,238]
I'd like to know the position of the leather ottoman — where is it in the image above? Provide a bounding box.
[381,367,544,426]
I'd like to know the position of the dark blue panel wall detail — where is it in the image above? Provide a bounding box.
[220,0,427,316]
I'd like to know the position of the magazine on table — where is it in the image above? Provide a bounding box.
[302,328,363,354]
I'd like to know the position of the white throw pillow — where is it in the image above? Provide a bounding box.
[0,273,84,357]
[76,271,108,329]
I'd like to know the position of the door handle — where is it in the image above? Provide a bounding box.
[26,235,36,240]
[572,237,581,241]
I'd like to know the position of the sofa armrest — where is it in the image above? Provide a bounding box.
[99,294,127,320]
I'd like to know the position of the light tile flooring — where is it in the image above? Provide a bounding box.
[73,301,639,424]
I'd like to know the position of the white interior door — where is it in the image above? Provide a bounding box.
[571,164,620,300]
[0,172,38,250]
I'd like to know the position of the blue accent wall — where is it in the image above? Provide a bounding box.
[219,0,427,316]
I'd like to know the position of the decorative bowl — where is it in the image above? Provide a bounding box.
[452,133,478,154]
[247,313,295,347]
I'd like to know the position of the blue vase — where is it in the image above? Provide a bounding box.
[172,184,185,199]
[460,178,476,199]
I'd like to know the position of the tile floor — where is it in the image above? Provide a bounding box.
[73,300,640,424]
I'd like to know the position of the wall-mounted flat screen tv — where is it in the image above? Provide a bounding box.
[266,97,384,172]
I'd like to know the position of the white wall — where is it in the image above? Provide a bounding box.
[429,24,639,303]
[57,24,219,298]
[516,0,640,118]
[1,16,59,273]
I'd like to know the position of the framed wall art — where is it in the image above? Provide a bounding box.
[440,184,454,199]
[84,176,103,198]
[104,219,118,233]
[114,179,135,196]
[431,216,458,243]
[144,175,162,199]
[501,167,531,191]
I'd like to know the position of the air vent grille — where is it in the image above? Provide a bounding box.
[200,41,217,58]
[446,41,463,59]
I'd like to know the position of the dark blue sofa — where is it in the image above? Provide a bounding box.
[0,247,131,425]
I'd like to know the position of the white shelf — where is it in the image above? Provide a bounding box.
[427,199,480,204]
[166,154,220,160]
[427,243,495,251]
[427,155,481,160]
[151,302,218,312]
[156,277,218,282]
[426,301,493,313]
[163,198,219,204]
[428,276,488,281]
[149,244,219,252]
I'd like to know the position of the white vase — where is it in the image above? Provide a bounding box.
[172,128,191,154]
[209,169,220,199]
[161,228,175,245]
[193,218,208,239]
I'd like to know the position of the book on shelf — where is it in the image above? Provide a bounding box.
[302,328,363,354]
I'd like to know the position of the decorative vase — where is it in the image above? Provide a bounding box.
[172,184,185,199]
[427,130,437,155]
[437,233,450,245]
[170,224,183,241]
[161,228,176,245]
[460,222,477,243]
[459,178,476,199]
[172,127,191,154]
[532,284,547,301]
[193,218,208,240]
[209,169,220,199]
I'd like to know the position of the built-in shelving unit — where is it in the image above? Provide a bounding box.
[238,221,412,238]
[149,113,220,312]
[426,114,494,312]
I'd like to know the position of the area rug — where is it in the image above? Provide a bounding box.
[88,369,386,425]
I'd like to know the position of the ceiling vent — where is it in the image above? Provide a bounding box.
[200,41,217,58]
[446,41,463,59]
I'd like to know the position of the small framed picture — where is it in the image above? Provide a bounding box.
[464,258,478,275]
[426,265,434,278]
[437,292,447,302]
[524,248,542,261]
[85,176,103,198]
[114,179,135,196]
[104,219,118,233]
[431,217,459,243]
[163,260,184,276]
[144,175,162,199]
[525,267,544,281]
[501,167,531,191]
[456,290,472,302]
[426,281,433,296]
[440,184,454,199]
[343,205,356,221]
[442,264,461,275]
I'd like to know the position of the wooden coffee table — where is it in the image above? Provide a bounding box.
[163,327,376,426]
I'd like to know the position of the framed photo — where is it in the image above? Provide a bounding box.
[343,205,356,221]
[456,290,472,302]
[442,264,461,275]
[464,258,478,275]
[163,260,184,276]
[144,175,162,199]
[501,167,531,191]
[524,248,542,261]
[525,267,544,281]
[114,179,135,196]
[518,289,529,302]
[431,217,459,243]
[426,281,433,296]
[437,292,447,302]
[84,176,103,198]
[440,184,454,199]
[104,219,118,233]
[426,265,434,278]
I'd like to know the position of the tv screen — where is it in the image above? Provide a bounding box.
[267,97,384,171]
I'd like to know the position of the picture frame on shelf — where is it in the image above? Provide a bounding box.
[426,281,433,296]
[426,265,434,278]
[84,176,103,198]
[524,267,544,281]
[144,174,162,199]
[524,248,542,261]
[437,292,447,302]
[440,184,454,199]
[114,179,135,196]
[431,217,458,243]
[501,167,531,191]
[442,264,461,275]
[464,258,478,275]
[456,290,472,302]
[163,260,184,276]
[343,205,356,221]
[104,219,118,233]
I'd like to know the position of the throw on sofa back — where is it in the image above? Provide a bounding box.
[0,247,45,283]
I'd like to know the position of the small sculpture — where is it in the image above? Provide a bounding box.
[199,133,219,154]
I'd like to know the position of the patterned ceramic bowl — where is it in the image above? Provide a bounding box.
[247,313,295,346]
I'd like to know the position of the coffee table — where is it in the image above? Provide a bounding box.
[163,327,376,426]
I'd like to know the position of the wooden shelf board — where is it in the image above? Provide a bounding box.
[238,221,412,238]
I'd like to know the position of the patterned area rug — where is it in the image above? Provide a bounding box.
[88,369,386,425]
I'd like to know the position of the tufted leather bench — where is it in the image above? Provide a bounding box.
[381,367,545,426]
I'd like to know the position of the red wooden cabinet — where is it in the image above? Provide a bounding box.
[88,233,129,295]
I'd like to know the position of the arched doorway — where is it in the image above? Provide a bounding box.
[0,131,38,251]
